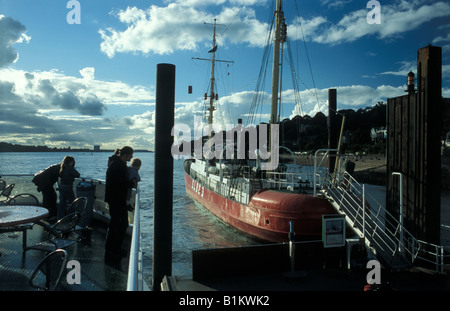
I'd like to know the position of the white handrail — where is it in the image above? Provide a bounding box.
[127,187,145,291]
[313,149,337,197]
[322,167,448,273]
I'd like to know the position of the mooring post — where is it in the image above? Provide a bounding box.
[152,63,175,291]
[328,89,337,173]
[289,221,295,272]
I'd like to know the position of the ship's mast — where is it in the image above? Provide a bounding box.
[270,0,284,126]
[192,19,233,133]
[268,0,286,154]
[207,19,219,127]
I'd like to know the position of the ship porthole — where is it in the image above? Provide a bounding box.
[265,219,270,225]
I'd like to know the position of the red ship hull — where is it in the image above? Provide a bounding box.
[185,172,337,243]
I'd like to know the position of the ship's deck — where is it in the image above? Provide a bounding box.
[0,218,131,291]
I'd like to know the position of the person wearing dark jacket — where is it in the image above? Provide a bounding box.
[104,146,134,264]
[32,163,61,220]
[57,156,81,220]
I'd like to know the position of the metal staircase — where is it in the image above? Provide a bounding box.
[313,150,447,273]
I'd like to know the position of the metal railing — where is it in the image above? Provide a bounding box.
[265,171,297,190]
[312,150,449,274]
[126,187,148,290]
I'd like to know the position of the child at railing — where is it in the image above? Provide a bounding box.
[126,158,141,211]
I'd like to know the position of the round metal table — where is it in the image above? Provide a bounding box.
[0,205,49,227]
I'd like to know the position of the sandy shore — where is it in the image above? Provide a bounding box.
[288,153,387,185]
[289,152,450,189]
[289,154,386,171]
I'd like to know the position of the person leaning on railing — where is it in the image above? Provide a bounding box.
[32,162,61,221]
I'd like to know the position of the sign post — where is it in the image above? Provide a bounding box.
[322,215,346,248]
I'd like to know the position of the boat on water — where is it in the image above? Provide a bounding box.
[184,0,339,243]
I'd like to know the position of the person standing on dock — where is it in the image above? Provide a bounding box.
[32,162,61,221]
[104,146,134,264]
[57,156,80,220]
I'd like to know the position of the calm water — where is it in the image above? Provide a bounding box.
[0,151,260,284]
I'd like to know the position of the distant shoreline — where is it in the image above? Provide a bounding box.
[0,150,153,153]
[0,142,152,153]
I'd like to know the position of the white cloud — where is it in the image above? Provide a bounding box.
[0,67,156,149]
[172,84,406,133]
[99,4,211,57]
[98,0,450,60]
[443,65,450,79]
[290,84,405,118]
[99,3,271,57]
[293,1,450,45]
[380,60,416,77]
[320,0,352,9]
[230,0,268,5]
[79,67,95,80]
[433,32,450,52]
[130,110,156,135]
[172,0,227,7]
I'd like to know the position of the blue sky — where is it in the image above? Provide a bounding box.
[0,0,449,150]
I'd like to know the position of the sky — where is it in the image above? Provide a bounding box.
[0,0,449,150]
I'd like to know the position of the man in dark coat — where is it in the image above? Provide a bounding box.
[104,146,134,263]
[32,163,61,219]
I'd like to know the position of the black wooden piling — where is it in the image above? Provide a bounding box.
[152,63,175,290]
[328,89,337,172]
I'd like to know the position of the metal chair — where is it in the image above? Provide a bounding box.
[6,193,40,206]
[66,196,87,216]
[29,249,68,291]
[66,197,88,230]
[24,212,81,254]
[0,179,6,191]
[1,183,15,199]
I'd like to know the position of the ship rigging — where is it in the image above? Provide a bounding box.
[184,0,339,243]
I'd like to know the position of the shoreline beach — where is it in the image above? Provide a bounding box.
[289,152,450,189]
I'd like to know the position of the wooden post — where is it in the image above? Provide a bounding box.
[328,89,337,173]
[152,63,175,290]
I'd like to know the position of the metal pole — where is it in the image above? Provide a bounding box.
[289,221,295,272]
[362,184,365,240]
[313,150,319,197]
[392,172,403,253]
[152,63,175,291]
[328,89,337,173]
